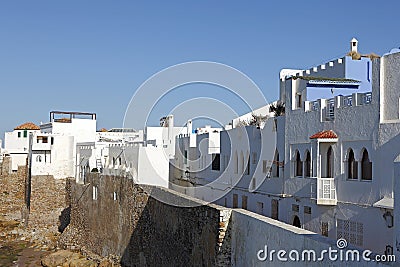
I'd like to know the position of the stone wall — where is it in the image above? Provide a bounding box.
[61,174,394,266]
[60,174,232,266]
[0,157,70,250]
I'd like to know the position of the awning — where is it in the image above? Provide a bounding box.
[373,197,394,209]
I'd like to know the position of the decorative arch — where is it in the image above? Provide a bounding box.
[295,150,302,177]
[273,149,280,177]
[326,146,334,178]
[292,215,301,228]
[304,150,311,177]
[347,148,357,179]
[361,148,372,180]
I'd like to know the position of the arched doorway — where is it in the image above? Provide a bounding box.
[292,215,301,228]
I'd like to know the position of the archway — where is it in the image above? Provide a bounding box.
[292,215,301,228]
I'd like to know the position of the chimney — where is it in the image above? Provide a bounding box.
[167,115,174,140]
[187,120,192,135]
[350,38,358,53]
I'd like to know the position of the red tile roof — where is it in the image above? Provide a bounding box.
[310,130,338,139]
[14,122,40,130]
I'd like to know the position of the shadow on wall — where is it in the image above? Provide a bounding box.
[58,178,72,233]
[58,207,71,233]
[120,197,222,266]
[60,174,231,267]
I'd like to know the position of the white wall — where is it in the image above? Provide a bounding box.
[231,209,384,266]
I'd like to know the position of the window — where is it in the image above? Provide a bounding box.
[271,199,279,220]
[273,150,280,177]
[242,195,248,209]
[297,94,302,108]
[23,130,27,138]
[240,151,244,173]
[233,194,238,208]
[295,150,302,177]
[184,150,188,164]
[361,149,372,180]
[18,132,21,138]
[211,154,220,171]
[36,155,42,162]
[251,177,256,190]
[245,156,250,175]
[234,152,238,174]
[42,137,48,143]
[252,152,257,164]
[262,160,268,174]
[321,222,329,237]
[326,146,334,178]
[292,204,299,212]
[257,202,264,215]
[304,206,312,214]
[92,186,98,200]
[305,151,311,177]
[347,149,358,179]
[51,137,54,145]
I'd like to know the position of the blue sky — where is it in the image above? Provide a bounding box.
[0,1,399,137]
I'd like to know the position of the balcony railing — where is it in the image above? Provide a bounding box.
[362,92,372,105]
[325,99,335,120]
[317,177,337,205]
[343,95,353,106]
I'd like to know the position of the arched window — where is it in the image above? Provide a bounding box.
[293,215,301,228]
[273,150,279,177]
[234,151,238,174]
[347,149,358,179]
[295,150,302,177]
[305,151,311,177]
[326,146,334,178]
[240,151,244,174]
[361,149,372,180]
[245,152,250,175]
[36,155,42,162]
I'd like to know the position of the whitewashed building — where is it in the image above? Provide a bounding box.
[171,40,400,256]
[77,115,187,188]
[3,111,98,178]
[3,122,41,172]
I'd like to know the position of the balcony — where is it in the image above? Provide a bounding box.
[32,142,51,151]
[317,177,337,205]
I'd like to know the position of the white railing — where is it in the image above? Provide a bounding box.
[343,95,353,106]
[362,92,372,105]
[317,177,337,205]
[310,101,319,111]
[325,99,335,120]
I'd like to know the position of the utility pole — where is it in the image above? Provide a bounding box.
[23,133,33,227]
